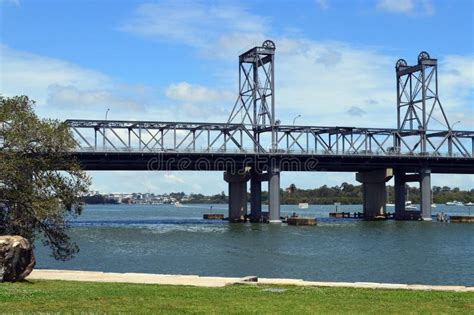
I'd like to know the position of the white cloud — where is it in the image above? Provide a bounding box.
[0,44,111,105]
[273,39,395,127]
[177,103,228,121]
[274,41,470,129]
[0,45,184,121]
[120,2,471,129]
[200,32,267,61]
[120,1,269,48]
[164,174,185,184]
[376,0,435,16]
[122,1,400,129]
[377,0,414,13]
[165,81,233,103]
[128,0,468,130]
[0,44,238,123]
[347,106,366,117]
[155,32,399,127]
[438,55,474,130]
[47,85,144,111]
[315,0,329,10]
[0,0,20,6]
[88,171,212,193]
[439,55,474,107]
[89,171,474,194]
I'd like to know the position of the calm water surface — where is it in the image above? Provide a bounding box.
[35,204,474,286]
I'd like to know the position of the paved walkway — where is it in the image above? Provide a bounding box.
[28,269,474,292]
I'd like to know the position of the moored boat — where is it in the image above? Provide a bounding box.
[298,203,309,209]
[446,201,464,206]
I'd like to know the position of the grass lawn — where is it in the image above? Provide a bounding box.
[0,280,473,314]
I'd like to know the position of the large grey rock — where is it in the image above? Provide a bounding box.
[0,235,36,282]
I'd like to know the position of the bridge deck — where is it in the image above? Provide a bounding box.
[71,151,474,173]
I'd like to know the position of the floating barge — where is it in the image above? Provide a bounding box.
[329,212,354,218]
[329,212,420,220]
[450,215,474,223]
[203,214,225,220]
[286,217,317,226]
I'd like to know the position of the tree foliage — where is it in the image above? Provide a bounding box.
[0,96,90,261]
[184,191,228,204]
[278,183,473,205]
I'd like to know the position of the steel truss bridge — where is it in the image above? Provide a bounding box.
[66,40,474,174]
[66,120,474,173]
[0,39,470,222]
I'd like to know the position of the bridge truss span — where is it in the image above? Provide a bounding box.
[66,119,473,158]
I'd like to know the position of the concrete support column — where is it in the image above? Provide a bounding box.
[356,169,393,219]
[268,168,281,223]
[394,170,406,217]
[420,168,432,221]
[250,173,262,220]
[224,171,250,222]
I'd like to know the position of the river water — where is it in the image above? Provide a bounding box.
[35,204,474,286]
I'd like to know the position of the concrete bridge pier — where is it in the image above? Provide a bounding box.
[224,171,250,222]
[420,168,432,221]
[394,169,406,216]
[356,169,393,219]
[250,172,262,221]
[268,167,281,223]
[394,168,432,221]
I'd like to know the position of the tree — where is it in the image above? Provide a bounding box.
[287,184,297,194]
[0,96,90,261]
[341,182,354,193]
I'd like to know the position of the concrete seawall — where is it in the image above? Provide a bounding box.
[27,269,474,292]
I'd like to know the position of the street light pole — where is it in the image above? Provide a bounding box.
[293,114,301,126]
[451,120,461,130]
[104,108,110,150]
[447,121,461,156]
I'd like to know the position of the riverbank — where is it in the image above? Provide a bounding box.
[2,277,473,314]
[26,269,474,292]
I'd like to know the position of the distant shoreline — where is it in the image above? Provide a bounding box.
[83,184,474,206]
[82,202,474,207]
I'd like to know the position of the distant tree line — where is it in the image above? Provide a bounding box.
[82,195,119,204]
[87,184,473,205]
[429,186,474,204]
[277,183,473,205]
[184,192,228,204]
[279,183,363,205]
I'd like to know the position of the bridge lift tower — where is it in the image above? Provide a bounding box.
[228,39,277,151]
[393,52,454,220]
[225,40,281,222]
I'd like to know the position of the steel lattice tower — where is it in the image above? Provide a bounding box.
[395,52,451,154]
[228,40,277,151]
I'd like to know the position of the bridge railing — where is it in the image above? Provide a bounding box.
[66,120,474,158]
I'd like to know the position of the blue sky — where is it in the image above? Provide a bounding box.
[1,0,473,193]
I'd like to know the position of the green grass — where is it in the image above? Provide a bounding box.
[0,280,473,314]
